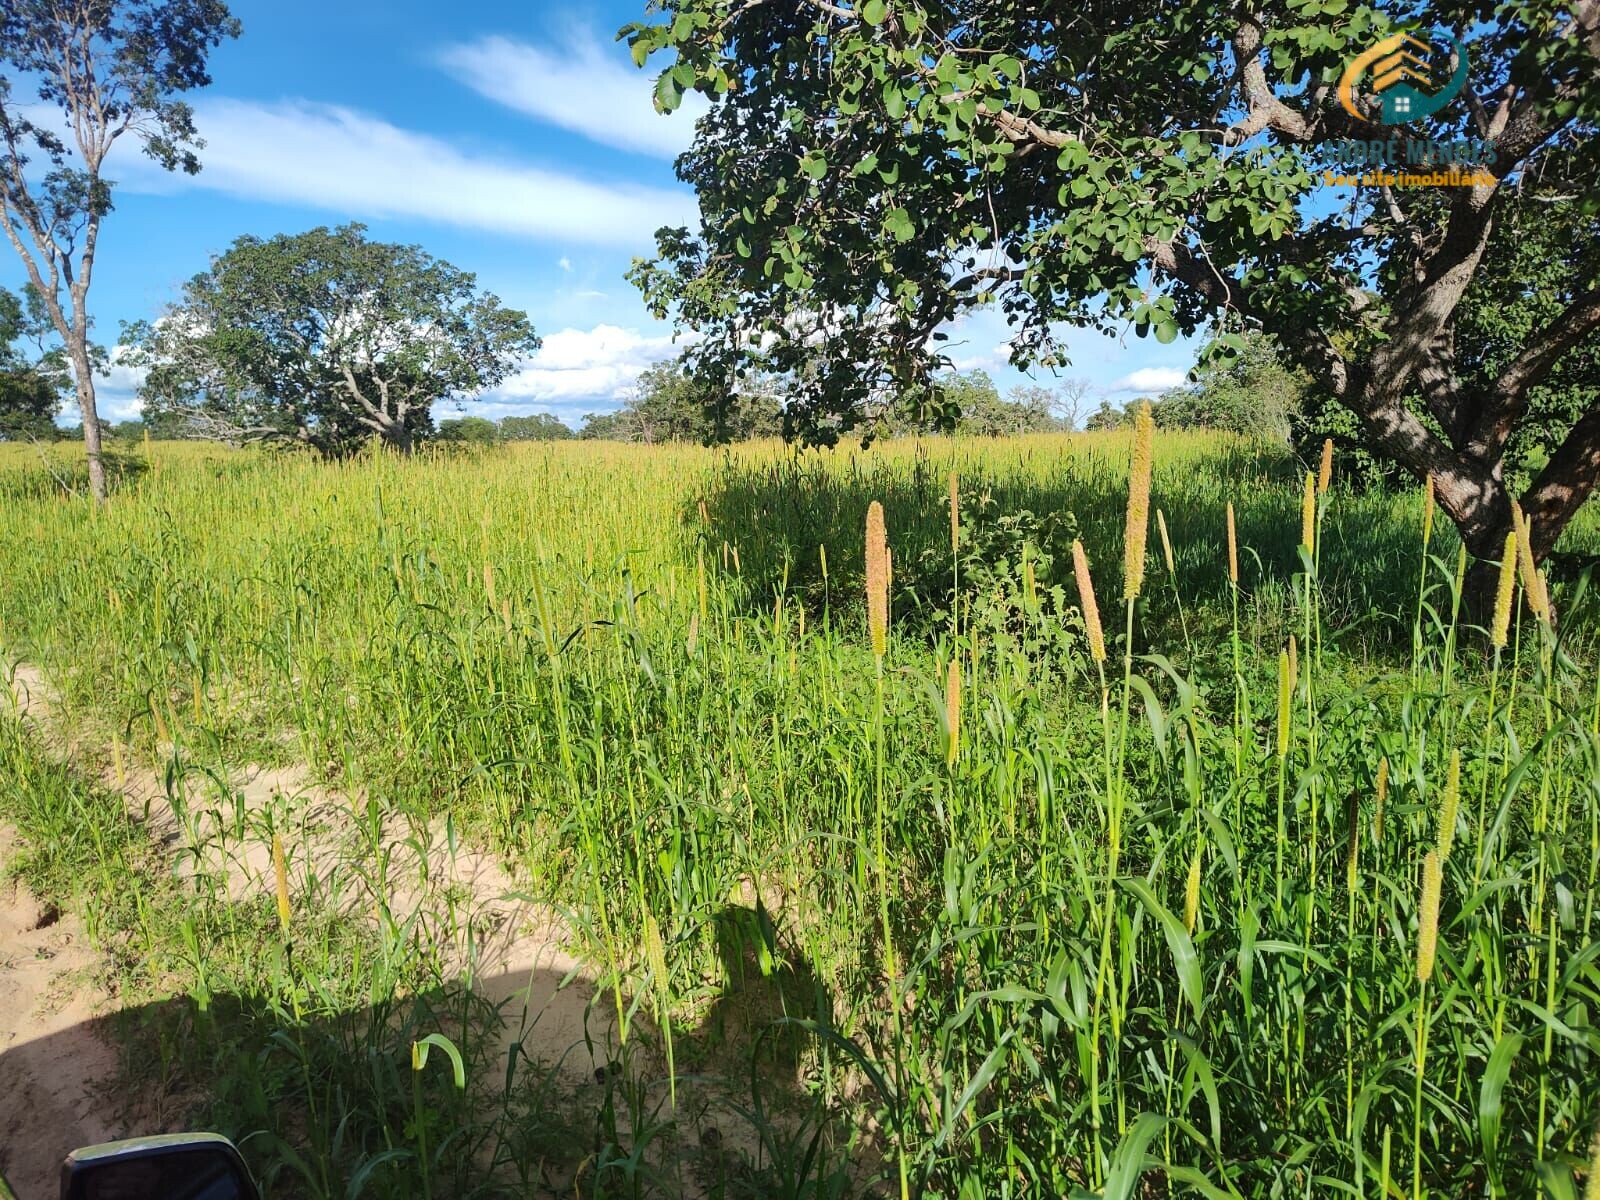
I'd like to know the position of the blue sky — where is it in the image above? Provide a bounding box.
[5,0,1202,428]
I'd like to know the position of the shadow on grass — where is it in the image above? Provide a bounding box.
[688,437,1469,657]
[0,903,855,1200]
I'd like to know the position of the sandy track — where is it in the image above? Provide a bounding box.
[0,659,605,1197]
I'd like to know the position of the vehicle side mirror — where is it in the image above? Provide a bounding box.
[60,1134,258,1200]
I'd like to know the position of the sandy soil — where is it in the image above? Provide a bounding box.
[0,827,136,1196]
[0,660,606,1197]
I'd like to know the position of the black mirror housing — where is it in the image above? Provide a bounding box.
[60,1134,259,1200]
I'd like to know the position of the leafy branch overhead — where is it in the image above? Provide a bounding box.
[623,0,1600,580]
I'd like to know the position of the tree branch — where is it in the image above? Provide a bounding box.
[1519,401,1600,560]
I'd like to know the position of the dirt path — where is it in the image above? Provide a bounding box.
[0,826,139,1195]
[0,660,606,1197]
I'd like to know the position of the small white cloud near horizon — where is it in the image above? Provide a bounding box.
[484,323,692,414]
[1110,366,1188,393]
[120,98,697,248]
[437,30,707,160]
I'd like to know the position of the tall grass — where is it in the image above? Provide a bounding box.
[1,431,1598,1197]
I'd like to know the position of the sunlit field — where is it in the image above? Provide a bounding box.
[2,432,1598,1198]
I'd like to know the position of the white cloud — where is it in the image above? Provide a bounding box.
[437,31,707,160]
[484,323,691,411]
[1110,366,1188,393]
[558,256,573,272]
[122,99,696,247]
[94,344,149,396]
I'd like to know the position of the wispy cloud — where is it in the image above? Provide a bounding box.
[122,99,696,247]
[437,30,706,160]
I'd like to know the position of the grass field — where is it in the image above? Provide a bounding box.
[1,431,1598,1198]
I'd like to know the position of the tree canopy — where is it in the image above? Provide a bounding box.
[123,224,541,456]
[0,286,60,441]
[626,0,1600,573]
[0,0,240,495]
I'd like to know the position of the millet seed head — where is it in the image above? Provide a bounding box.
[1491,530,1517,649]
[1072,539,1106,664]
[1417,850,1442,983]
[865,501,889,659]
[1122,401,1154,601]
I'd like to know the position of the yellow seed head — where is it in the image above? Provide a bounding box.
[1513,506,1549,622]
[271,833,292,935]
[1287,633,1298,694]
[1375,755,1390,845]
[1300,471,1316,553]
[643,910,669,995]
[697,546,708,624]
[1184,850,1202,934]
[1276,649,1293,759]
[1437,749,1461,862]
[819,541,828,582]
[1534,569,1553,627]
[1318,438,1334,495]
[1157,509,1176,576]
[1586,1124,1600,1200]
[1072,539,1106,664]
[865,501,889,658]
[1416,851,1442,983]
[1491,530,1517,649]
[1122,400,1154,600]
[1423,475,1436,541]
[949,470,960,554]
[1347,795,1361,894]
[945,658,961,767]
[483,561,497,608]
[1225,501,1239,585]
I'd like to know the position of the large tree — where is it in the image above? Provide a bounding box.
[0,0,240,498]
[0,284,62,439]
[123,224,541,456]
[626,0,1600,589]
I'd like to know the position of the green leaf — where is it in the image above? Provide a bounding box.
[412,1033,467,1089]
[1478,1031,1524,1179]
[862,0,888,25]
[1121,878,1203,1011]
[1103,1112,1167,1200]
[654,72,682,114]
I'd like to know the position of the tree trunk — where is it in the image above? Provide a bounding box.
[381,421,413,455]
[70,342,108,502]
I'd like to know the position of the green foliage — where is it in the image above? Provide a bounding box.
[0,436,1597,1196]
[1154,329,1308,441]
[909,485,1084,662]
[581,355,784,443]
[122,224,540,456]
[0,285,75,441]
[436,415,503,445]
[623,0,1600,559]
[497,412,574,441]
[897,370,1078,437]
